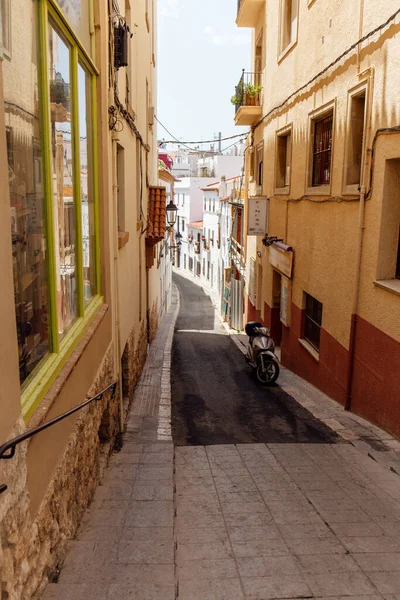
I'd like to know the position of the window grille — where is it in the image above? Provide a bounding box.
[312,114,333,186]
[304,293,323,351]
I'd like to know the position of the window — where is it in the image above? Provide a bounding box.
[396,232,400,280]
[304,293,323,352]
[1,0,11,55]
[202,258,205,275]
[255,142,264,192]
[181,219,185,232]
[280,0,298,56]
[117,144,125,231]
[184,254,187,270]
[189,256,193,271]
[376,159,400,283]
[197,232,201,242]
[212,199,215,213]
[207,261,210,280]
[255,30,263,76]
[346,91,366,187]
[312,113,333,187]
[248,258,256,305]
[276,129,292,190]
[196,261,201,276]
[4,1,99,416]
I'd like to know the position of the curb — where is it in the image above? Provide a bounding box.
[157,283,180,441]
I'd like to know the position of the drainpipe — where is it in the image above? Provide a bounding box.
[345,185,366,411]
[345,68,374,411]
[111,133,125,434]
[242,139,251,263]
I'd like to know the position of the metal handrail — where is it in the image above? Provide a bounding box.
[0,381,117,495]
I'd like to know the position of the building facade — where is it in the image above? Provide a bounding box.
[235,0,400,436]
[0,0,167,597]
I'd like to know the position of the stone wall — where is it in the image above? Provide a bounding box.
[0,344,118,600]
[149,300,158,344]
[121,317,148,403]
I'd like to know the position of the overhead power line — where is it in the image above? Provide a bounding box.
[155,116,247,147]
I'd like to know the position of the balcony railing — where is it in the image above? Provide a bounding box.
[233,70,262,115]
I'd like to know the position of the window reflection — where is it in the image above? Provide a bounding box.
[78,64,95,304]
[4,0,49,384]
[48,25,77,338]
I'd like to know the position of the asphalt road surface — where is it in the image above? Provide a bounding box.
[171,273,339,446]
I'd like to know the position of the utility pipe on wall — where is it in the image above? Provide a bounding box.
[111,132,125,434]
[345,67,374,412]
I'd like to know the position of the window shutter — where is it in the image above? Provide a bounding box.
[249,148,255,180]
[285,134,292,187]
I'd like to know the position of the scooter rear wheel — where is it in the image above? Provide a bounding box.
[256,358,279,385]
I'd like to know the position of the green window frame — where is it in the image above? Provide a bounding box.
[20,0,101,420]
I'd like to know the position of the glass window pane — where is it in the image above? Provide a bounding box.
[78,63,95,305]
[48,25,77,339]
[56,0,91,54]
[3,1,49,385]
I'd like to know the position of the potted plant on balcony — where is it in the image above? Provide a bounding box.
[244,83,262,106]
[230,94,242,106]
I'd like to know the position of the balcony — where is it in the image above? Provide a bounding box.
[236,0,265,28]
[232,70,262,127]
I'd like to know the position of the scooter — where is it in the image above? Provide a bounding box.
[244,321,280,385]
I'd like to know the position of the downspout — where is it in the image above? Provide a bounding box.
[345,186,366,411]
[242,139,251,263]
[345,66,373,412]
[111,133,125,434]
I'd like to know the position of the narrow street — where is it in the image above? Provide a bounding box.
[41,279,400,600]
[172,272,338,446]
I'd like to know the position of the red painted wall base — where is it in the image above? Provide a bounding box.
[281,302,349,406]
[352,316,400,439]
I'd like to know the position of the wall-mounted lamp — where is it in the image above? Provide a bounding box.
[170,240,182,251]
[262,234,283,247]
[166,199,178,229]
[257,251,262,258]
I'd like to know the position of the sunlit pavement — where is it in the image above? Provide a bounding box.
[41,277,400,600]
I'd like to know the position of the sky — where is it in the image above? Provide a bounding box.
[157,0,251,149]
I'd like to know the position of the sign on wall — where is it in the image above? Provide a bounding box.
[280,276,292,327]
[247,197,267,236]
[269,244,293,278]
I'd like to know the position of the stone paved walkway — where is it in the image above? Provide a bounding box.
[42,282,400,600]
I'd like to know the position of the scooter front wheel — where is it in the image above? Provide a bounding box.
[256,358,279,385]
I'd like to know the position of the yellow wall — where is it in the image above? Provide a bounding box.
[244,0,400,348]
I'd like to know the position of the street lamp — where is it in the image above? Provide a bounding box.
[166,199,178,229]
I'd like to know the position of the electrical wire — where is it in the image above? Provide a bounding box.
[273,194,360,204]
[252,7,400,132]
[155,116,248,148]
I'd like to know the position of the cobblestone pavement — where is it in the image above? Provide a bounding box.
[42,280,400,600]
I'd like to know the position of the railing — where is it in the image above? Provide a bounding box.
[0,381,118,495]
[233,70,262,115]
